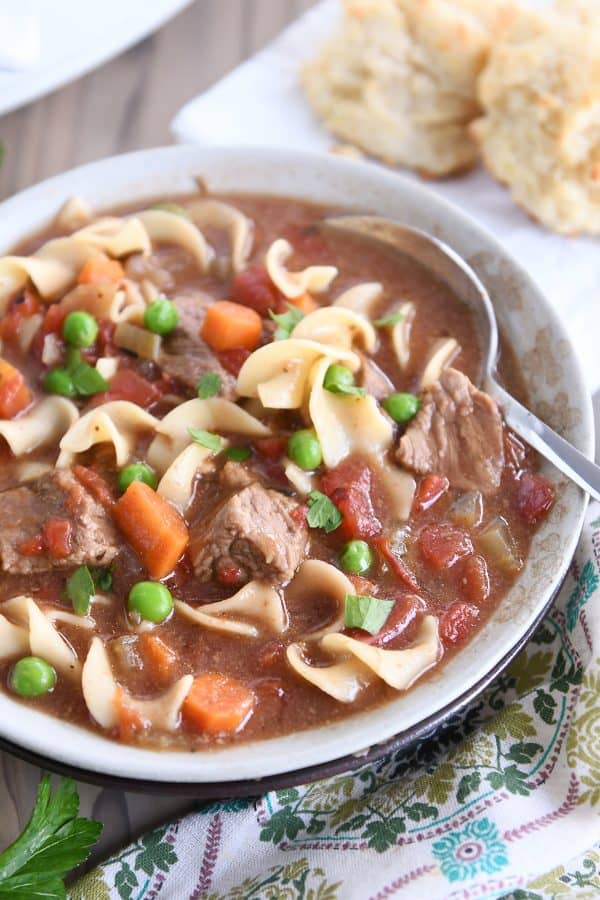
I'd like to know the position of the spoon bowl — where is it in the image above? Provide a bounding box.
[322,214,600,501]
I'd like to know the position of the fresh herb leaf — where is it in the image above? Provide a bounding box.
[269,304,305,340]
[322,364,366,397]
[0,776,101,899]
[197,372,221,399]
[344,593,394,635]
[224,446,252,462]
[92,566,113,592]
[64,347,82,371]
[306,490,342,533]
[188,428,222,452]
[65,566,95,615]
[373,312,404,328]
[324,381,365,397]
[70,362,108,397]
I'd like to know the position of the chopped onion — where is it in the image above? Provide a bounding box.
[18,313,43,352]
[449,491,483,528]
[477,516,522,574]
[95,357,119,380]
[41,333,63,367]
[114,321,161,361]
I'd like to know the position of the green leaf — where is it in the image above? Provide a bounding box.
[188,428,222,452]
[269,305,305,340]
[0,777,101,897]
[344,593,394,635]
[70,361,109,396]
[414,762,454,804]
[404,802,437,823]
[363,818,405,852]
[533,689,557,725]
[224,446,252,462]
[92,566,113,592]
[65,566,95,615]
[456,771,481,803]
[114,861,138,900]
[494,709,536,740]
[259,807,305,844]
[323,381,365,398]
[306,491,342,533]
[505,741,544,764]
[503,765,530,796]
[486,771,505,790]
[196,372,221,399]
[134,827,177,876]
[373,312,404,328]
[276,788,300,804]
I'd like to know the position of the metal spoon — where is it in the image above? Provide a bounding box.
[322,215,600,501]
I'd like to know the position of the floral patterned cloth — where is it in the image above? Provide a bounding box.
[72,503,600,900]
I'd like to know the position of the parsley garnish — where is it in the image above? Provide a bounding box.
[224,446,252,462]
[188,427,222,452]
[64,349,108,397]
[65,565,95,616]
[197,372,221,399]
[306,490,342,533]
[373,312,404,328]
[269,304,305,340]
[92,566,113,592]
[344,593,394,635]
[0,776,101,898]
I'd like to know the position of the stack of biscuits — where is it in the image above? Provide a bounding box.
[302,0,600,235]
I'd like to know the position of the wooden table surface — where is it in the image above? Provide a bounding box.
[0,0,314,873]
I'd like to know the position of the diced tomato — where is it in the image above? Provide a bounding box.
[346,593,425,647]
[18,534,45,556]
[0,360,32,419]
[95,369,161,410]
[374,536,422,592]
[41,303,68,335]
[517,473,556,525]
[419,523,473,570]
[215,559,245,586]
[440,601,480,645]
[73,465,114,508]
[42,519,72,559]
[230,264,287,316]
[290,503,308,526]
[461,555,490,604]
[253,436,287,459]
[217,347,250,376]
[321,459,381,540]
[0,289,41,341]
[413,474,449,513]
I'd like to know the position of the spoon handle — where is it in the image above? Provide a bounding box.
[488,381,600,502]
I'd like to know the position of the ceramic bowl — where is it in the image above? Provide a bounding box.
[0,146,592,794]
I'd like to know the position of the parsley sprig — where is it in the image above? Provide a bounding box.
[269,304,304,340]
[0,776,101,899]
[306,490,342,533]
[188,427,222,452]
[373,311,404,328]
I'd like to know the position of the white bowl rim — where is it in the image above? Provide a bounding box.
[0,144,592,784]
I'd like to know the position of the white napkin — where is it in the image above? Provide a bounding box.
[172,0,599,393]
[0,7,39,70]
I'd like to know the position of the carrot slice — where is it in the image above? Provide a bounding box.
[114,687,146,742]
[77,256,125,285]
[182,673,255,734]
[200,300,262,351]
[289,292,318,314]
[112,480,189,578]
[0,359,32,419]
[139,634,177,684]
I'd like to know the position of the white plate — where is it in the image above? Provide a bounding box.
[0,0,192,117]
[0,145,591,785]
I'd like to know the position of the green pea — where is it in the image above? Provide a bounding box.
[323,364,356,393]
[118,463,158,493]
[339,540,373,574]
[287,429,323,471]
[128,581,173,623]
[383,392,421,423]
[43,368,76,397]
[144,298,179,335]
[63,310,98,348]
[10,656,56,697]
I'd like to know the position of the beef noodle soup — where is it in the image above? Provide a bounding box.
[0,193,555,749]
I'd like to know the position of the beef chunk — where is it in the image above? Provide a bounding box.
[190,478,307,584]
[159,292,236,397]
[219,460,254,492]
[0,469,120,574]
[396,368,504,494]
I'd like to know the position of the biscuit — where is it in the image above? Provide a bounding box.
[302,0,517,177]
[471,10,600,234]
